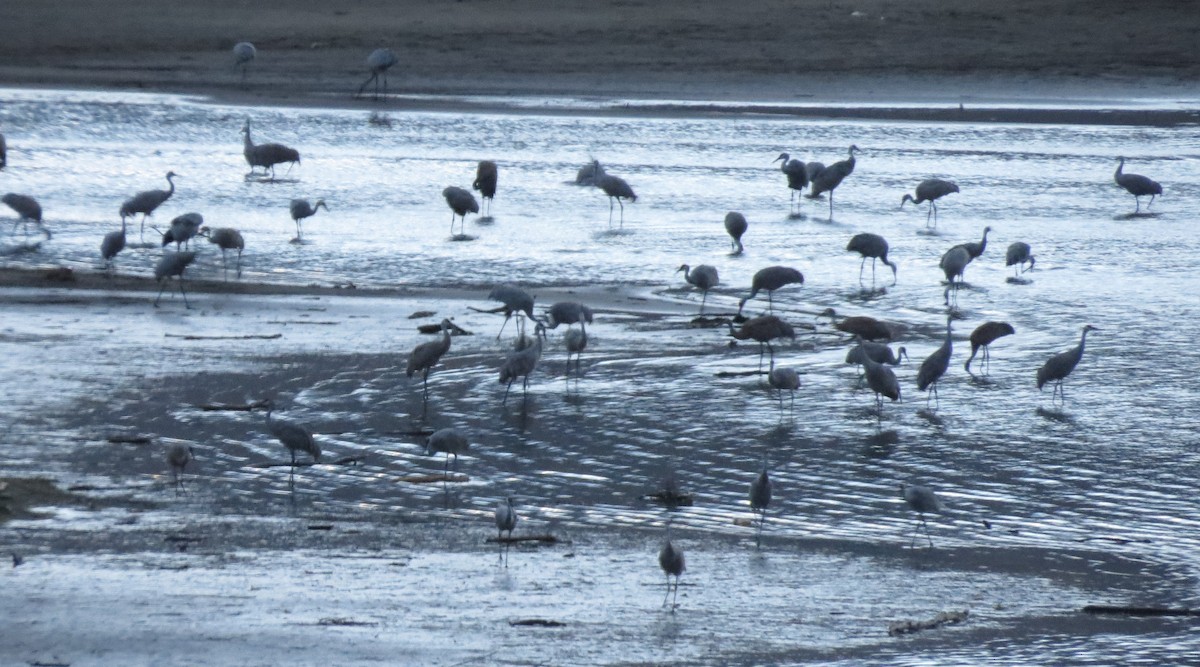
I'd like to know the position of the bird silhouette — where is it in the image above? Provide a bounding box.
[544,301,594,332]
[860,350,901,413]
[357,48,399,99]
[100,217,127,270]
[473,160,498,217]
[846,232,897,287]
[564,326,588,387]
[495,496,518,567]
[846,340,907,380]
[964,321,1015,375]
[121,171,177,243]
[940,245,971,306]
[767,360,800,420]
[407,319,454,402]
[500,322,546,404]
[819,308,892,342]
[289,198,328,241]
[1114,157,1162,213]
[264,399,321,482]
[443,186,479,237]
[425,428,469,488]
[161,212,202,251]
[774,152,809,211]
[901,179,959,228]
[738,266,803,316]
[749,460,773,548]
[242,120,300,180]
[200,226,245,279]
[676,264,719,315]
[958,226,992,261]
[487,285,538,339]
[2,193,49,239]
[658,539,685,611]
[166,443,195,494]
[724,211,748,254]
[807,145,860,216]
[727,315,795,371]
[900,482,943,549]
[916,317,953,409]
[153,251,196,308]
[1006,242,1036,278]
[232,42,256,84]
[1037,325,1098,406]
[596,173,637,229]
[575,159,605,186]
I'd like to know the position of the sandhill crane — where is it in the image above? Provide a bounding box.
[407,318,454,402]
[564,327,587,386]
[901,179,959,228]
[724,211,747,254]
[263,399,321,481]
[153,251,196,308]
[940,245,971,306]
[916,317,953,408]
[749,460,772,548]
[900,482,943,549]
[1006,242,1035,277]
[242,120,300,180]
[658,539,685,611]
[846,340,907,382]
[544,301,593,332]
[166,443,195,494]
[200,226,245,279]
[807,145,860,216]
[676,264,719,315]
[1114,157,1162,213]
[2,193,49,239]
[964,321,1014,375]
[596,173,637,229]
[357,48,399,99]
[860,351,901,412]
[495,497,518,567]
[121,171,177,243]
[819,308,892,342]
[473,160,497,216]
[846,232,897,286]
[738,266,803,316]
[805,161,825,182]
[959,226,992,260]
[500,322,546,404]
[767,361,800,419]
[100,218,127,270]
[443,186,478,236]
[425,427,469,486]
[727,315,795,371]
[289,198,327,240]
[487,285,538,339]
[575,159,605,186]
[774,152,809,211]
[1037,325,1098,405]
[232,42,256,84]
[161,212,202,250]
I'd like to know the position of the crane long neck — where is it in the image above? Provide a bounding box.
[1077,328,1091,356]
[1115,159,1124,178]
[166,174,175,195]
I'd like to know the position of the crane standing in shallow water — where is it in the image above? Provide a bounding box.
[120,171,177,243]
[166,443,195,494]
[767,360,800,420]
[807,144,860,217]
[738,266,803,316]
[2,193,49,239]
[500,323,547,404]
[964,321,1015,375]
[916,317,954,409]
[495,497,518,567]
[676,264,719,315]
[486,285,538,339]
[846,232,897,287]
[658,538,685,611]
[901,178,959,228]
[774,152,809,212]
[406,319,454,403]
[901,483,943,549]
[100,218,127,270]
[200,226,245,279]
[425,428,469,491]
[1037,325,1098,406]
[357,48,399,99]
[749,460,772,548]
[727,315,795,372]
[1006,242,1036,278]
[242,120,300,180]
[473,160,497,217]
[724,211,747,254]
[153,251,196,308]
[443,186,479,237]
[596,173,637,229]
[1114,157,1162,213]
[289,199,327,241]
[263,400,321,485]
[232,42,256,84]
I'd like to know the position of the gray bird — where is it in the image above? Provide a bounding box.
[727,315,795,371]
[425,427,469,485]
[564,327,588,386]
[596,173,637,229]
[153,251,197,308]
[724,211,747,254]
[200,226,245,279]
[120,171,177,243]
[749,460,773,548]
[676,264,720,315]
[487,285,538,339]
[738,266,804,316]
[242,120,300,180]
[1114,157,1162,213]
[2,193,49,239]
[500,322,546,404]
[473,160,498,217]
[575,159,605,186]
[846,340,908,369]
[767,361,800,419]
[264,399,321,479]
[1006,242,1036,277]
[901,178,959,228]
[100,218,127,270]
[900,482,943,549]
[805,161,825,182]
[916,317,954,409]
[940,245,971,306]
[357,48,399,99]
[161,212,202,251]
[658,538,685,611]
[846,232,897,286]
[958,226,992,261]
[407,318,453,401]
[232,41,256,84]
[495,496,518,567]
[819,307,892,342]
[1037,325,1098,406]
[166,443,195,494]
[807,144,860,216]
[964,321,1015,375]
[860,349,901,411]
[544,301,594,332]
[443,186,479,236]
[289,198,328,240]
[774,152,809,210]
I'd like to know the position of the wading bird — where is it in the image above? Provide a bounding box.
[846,232,897,286]
[443,186,479,236]
[486,285,538,339]
[964,321,1015,375]
[1114,157,1162,213]
[242,121,300,180]
[121,171,177,243]
[738,266,803,316]
[100,218,127,270]
[200,226,245,279]
[658,539,685,611]
[676,264,719,315]
[473,160,497,216]
[1006,242,1035,277]
[860,352,901,412]
[289,198,327,240]
[724,211,747,254]
[2,193,49,239]
[767,360,799,419]
[564,326,587,386]
[263,399,321,479]
[1037,325,1098,406]
[727,315,795,371]
[406,319,454,401]
[846,340,907,381]
[495,496,518,567]
[500,323,546,404]
[959,226,992,261]
[901,179,959,228]
[916,317,953,408]
[232,41,256,83]
[544,301,593,332]
[807,144,860,216]
[940,245,971,306]
[819,308,892,342]
[166,443,195,494]
[425,428,469,486]
[901,482,943,549]
[596,173,637,229]
[357,48,399,99]
[153,251,196,308]
[749,460,772,548]
[161,212,202,250]
[774,152,809,211]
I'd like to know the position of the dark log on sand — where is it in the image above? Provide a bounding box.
[106,434,153,444]
[485,534,559,545]
[417,321,472,335]
[398,472,469,484]
[201,399,269,411]
[165,333,282,341]
[888,610,969,636]
[1083,605,1200,617]
[642,490,694,506]
[509,618,567,627]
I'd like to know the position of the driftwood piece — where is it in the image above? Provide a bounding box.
[409,310,436,319]
[715,370,768,378]
[398,472,469,485]
[888,610,969,636]
[642,490,694,507]
[249,456,359,469]
[106,434,153,445]
[318,617,378,627]
[509,618,567,627]
[200,399,269,412]
[1083,605,1200,617]
[417,321,473,335]
[485,534,559,545]
[686,316,731,329]
[467,305,507,315]
[165,333,282,341]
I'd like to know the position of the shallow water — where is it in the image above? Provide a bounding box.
[2,88,1200,663]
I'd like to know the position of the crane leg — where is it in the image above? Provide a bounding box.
[236,250,242,279]
[608,198,615,228]
[618,199,625,230]
[858,257,866,283]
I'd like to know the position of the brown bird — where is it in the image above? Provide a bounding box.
[964,321,1015,375]
[473,160,498,216]
[727,315,795,371]
[738,266,804,316]
[407,319,453,402]
[819,308,892,341]
[724,211,748,254]
[658,539,685,611]
[242,120,300,180]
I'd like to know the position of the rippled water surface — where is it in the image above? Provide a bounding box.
[3,88,1200,663]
